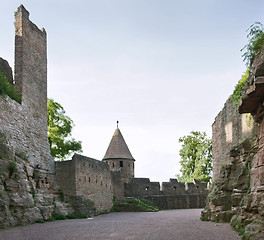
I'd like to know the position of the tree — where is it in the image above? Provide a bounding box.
[176,131,212,183]
[47,98,82,160]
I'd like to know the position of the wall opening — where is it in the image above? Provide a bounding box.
[120,161,123,167]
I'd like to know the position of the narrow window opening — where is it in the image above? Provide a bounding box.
[173,186,177,191]
[120,161,123,167]
[112,163,115,167]
[88,177,90,182]
[145,186,149,191]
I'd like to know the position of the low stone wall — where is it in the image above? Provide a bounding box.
[145,194,207,209]
[125,178,208,209]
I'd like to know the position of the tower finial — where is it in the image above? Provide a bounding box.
[117,120,119,128]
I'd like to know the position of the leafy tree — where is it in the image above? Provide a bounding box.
[176,131,212,183]
[241,22,264,66]
[47,98,82,160]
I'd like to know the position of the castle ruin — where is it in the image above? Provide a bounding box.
[0,6,208,227]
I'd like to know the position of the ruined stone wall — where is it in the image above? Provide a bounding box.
[212,96,257,180]
[125,178,208,209]
[202,50,264,239]
[56,154,114,212]
[0,5,53,172]
[0,5,73,227]
[55,160,76,197]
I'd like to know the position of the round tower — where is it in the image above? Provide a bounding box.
[102,125,135,179]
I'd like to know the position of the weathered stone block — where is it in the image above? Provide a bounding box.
[38,206,53,220]
[9,192,34,208]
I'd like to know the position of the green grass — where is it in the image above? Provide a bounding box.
[15,151,29,162]
[8,161,17,178]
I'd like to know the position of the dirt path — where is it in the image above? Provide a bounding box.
[0,209,240,240]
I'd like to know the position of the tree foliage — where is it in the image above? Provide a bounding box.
[47,98,82,160]
[176,131,212,183]
[241,22,264,66]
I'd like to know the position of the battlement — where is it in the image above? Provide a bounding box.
[125,177,208,197]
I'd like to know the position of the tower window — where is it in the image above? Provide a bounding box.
[120,161,123,167]
[112,163,115,167]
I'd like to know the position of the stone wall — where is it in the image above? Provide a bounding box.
[212,96,257,180]
[0,5,72,227]
[202,50,264,239]
[56,154,114,212]
[0,5,53,172]
[125,178,208,209]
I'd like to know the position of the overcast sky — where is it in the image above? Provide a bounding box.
[1,1,264,183]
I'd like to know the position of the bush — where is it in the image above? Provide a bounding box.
[8,161,17,178]
[47,212,66,221]
[232,68,250,107]
[241,22,264,66]
[0,71,21,103]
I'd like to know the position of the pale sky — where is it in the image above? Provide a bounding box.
[1,1,264,183]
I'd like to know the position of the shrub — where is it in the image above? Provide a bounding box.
[8,161,17,178]
[0,71,21,103]
[241,22,264,66]
[232,68,250,107]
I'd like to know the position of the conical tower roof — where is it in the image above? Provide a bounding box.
[103,128,135,160]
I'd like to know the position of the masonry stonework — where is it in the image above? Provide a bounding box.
[0,5,72,227]
[202,49,264,239]
[0,6,209,228]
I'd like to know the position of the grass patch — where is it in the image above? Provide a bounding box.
[15,151,29,162]
[66,213,88,219]
[36,219,45,223]
[200,217,209,221]
[232,68,250,107]
[8,161,17,178]
[47,212,66,221]
[231,220,245,235]
[0,71,21,104]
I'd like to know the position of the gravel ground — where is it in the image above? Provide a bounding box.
[0,209,240,240]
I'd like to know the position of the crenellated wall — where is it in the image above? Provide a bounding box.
[125,178,208,209]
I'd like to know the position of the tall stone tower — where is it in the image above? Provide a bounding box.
[102,126,135,179]
[12,5,52,171]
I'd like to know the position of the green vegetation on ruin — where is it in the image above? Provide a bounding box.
[0,71,21,104]
[8,161,17,178]
[111,198,159,212]
[232,68,250,107]
[232,22,264,107]
[15,151,29,162]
